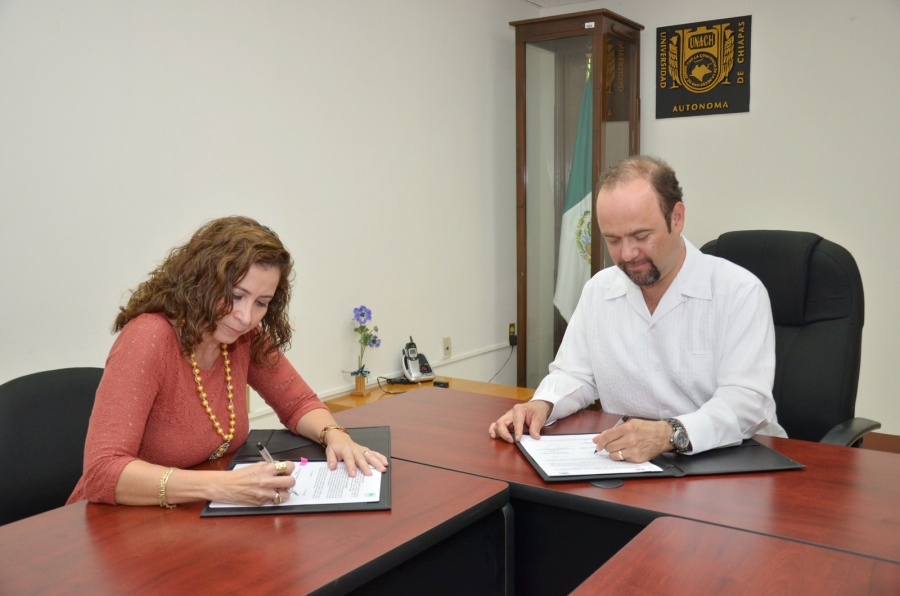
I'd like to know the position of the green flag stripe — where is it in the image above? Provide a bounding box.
[562,71,593,213]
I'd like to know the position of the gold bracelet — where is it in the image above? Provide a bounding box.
[318,424,350,448]
[158,467,177,509]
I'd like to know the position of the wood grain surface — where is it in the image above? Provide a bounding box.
[336,387,900,563]
[573,517,900,595]
[0,459,507,595]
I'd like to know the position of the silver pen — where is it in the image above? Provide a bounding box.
[256,442,297,497]
[256,441,277,464]
[614,415,630,428]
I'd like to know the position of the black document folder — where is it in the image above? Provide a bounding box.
[200,426,391,517]
[517,437,805,484]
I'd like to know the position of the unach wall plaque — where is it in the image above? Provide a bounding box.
[657,15,751,119]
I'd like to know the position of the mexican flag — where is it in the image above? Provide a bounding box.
[552,71,593,323]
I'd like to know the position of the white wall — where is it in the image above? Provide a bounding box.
[3,0,897,435]
[541,0,900,433]
[0,0,538,424]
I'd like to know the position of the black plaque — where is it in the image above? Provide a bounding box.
[657,16,751,119]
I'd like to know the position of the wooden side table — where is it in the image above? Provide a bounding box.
[325,377,534,412]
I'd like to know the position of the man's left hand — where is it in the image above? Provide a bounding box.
[593,419,673,463]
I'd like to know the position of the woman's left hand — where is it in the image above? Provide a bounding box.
[324,430,389,477]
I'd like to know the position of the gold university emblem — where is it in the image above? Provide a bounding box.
[668,24,734,94]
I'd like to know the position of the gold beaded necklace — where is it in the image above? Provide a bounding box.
[190,343,236,460]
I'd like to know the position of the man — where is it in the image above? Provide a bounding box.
[489,156,786,462]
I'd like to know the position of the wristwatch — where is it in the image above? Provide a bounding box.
[666,418,691,453]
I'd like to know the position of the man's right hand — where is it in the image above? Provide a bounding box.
[488,400,553,443]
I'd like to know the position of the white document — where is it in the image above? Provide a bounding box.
[208,461,382,508]
[519,434,663,477]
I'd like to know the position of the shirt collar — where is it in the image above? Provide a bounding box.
[603,236,712,301]
[673,238,712,300]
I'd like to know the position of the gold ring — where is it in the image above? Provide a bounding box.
[618,450,624,461]
[363,450,370,457]
[274,461,288,476]
[273,490,281,504]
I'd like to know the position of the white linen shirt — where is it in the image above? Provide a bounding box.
[534,237,786,454]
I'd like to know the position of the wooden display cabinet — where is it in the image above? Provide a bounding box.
[511,10,643,387]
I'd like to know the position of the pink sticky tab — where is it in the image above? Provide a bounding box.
[299,457,308,466]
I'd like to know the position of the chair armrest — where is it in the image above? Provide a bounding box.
[820,417,882,447]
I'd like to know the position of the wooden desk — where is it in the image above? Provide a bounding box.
[574,517,900,595]
[336,387,900,594]
[0,459,512,596]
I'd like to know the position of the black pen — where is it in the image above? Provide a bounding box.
[595,415,631,453]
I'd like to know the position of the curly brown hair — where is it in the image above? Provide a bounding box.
[114,216,294,365]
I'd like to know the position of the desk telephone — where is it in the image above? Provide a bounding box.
[401,337,435,382]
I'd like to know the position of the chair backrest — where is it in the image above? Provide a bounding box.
[700,231,864,442]
[0,367,103,525]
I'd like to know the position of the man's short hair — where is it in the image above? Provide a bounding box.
[596,156,683,231]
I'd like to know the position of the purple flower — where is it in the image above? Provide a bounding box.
[368,335,381,348]
[353,305,372,324]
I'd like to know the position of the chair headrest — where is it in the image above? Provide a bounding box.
[714,230,822,326]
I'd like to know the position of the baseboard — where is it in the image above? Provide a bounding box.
[861,432,900,455]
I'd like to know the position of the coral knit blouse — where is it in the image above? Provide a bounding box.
[67,313,327,505]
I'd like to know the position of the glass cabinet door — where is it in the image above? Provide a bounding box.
[523,35,593,388]
[513,11,643,388]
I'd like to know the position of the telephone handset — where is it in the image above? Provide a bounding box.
[401,336,435,382]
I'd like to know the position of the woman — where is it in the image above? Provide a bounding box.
[67,216,388,508]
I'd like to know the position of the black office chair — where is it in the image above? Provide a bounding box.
[0,367,103,525]
[700,231,879,446]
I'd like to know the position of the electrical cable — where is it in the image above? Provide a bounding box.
[488,346,515,383]
[376,376,409,395]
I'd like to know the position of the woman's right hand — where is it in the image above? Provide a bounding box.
[113,459,297,507]
[215,460,297,506]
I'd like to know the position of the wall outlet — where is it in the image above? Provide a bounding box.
[509,323,517,346]
[442,336,452,360]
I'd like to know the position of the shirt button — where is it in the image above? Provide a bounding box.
[654,365,659,371]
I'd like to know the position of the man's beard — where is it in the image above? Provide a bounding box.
[618,258,661,286]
